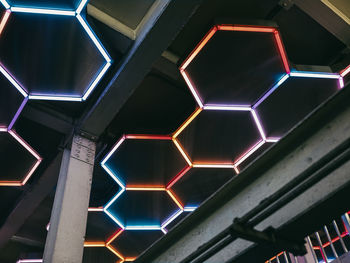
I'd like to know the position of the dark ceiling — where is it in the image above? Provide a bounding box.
[0,0,349,262]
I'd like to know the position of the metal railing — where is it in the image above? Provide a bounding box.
[266,212,350,263]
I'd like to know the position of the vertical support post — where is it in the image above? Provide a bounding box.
[342,213,350,235]
[315,232,328,263]
[324,225,338,259]
[276,254,281,263]
[43,135,96,263]
[306,236,318,263]
[332,220,348,253]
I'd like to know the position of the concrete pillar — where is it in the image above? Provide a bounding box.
[43,135,96,263]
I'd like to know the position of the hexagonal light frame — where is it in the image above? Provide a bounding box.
[100,134,196,231]
[174,68,344,175]
[84,239,124,263]
[102,186,184,232]
[172,106,279,174]
[0,0,112,101]
[179,24,291,108]
[84,207,197,263]
[101,134,191,189]
[105,228,167,263]
[94,24,346,261]
[0,128,42,186]
[83,207,125,263]
[177,24,344,174]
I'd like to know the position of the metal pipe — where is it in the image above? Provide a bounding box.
[283,252,289,263]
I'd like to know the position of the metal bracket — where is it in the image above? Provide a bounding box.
[71,135,96,165]
[278,0,294,10]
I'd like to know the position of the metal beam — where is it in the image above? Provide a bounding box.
[78,0,201,136]
[0,152,63,248]
[294,0,350,46]
[135,85,350,263]
[21,105,74,135]
[88,0,169,41]
[11,235,44,248]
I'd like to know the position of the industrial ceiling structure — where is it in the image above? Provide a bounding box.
[0,0,349,262]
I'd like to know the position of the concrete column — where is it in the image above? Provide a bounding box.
[43,135,96,263]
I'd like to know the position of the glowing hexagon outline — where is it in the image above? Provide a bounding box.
[99,205,196,262]
[101,134,190,189]
[0,128,42,186]
[84,238,124,263]
[253,71,343,110]
[166,165,239,208]
[178,24,344,174]
[174,70,344,174]
[102,186,184,231]
[179,24,291,108]
[172,106,277,175]
[99,24,345,259]
[105,228,163,263]
[101,134,195,230]
[0,0,112,101]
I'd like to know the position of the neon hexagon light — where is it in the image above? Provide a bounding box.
[103,186,183,232]
[178,24,344,173]
[168,166,235,208]
[180,24,290,108]
[83,207,124,263]
[101,135,189,188]
[172,106,279,174]
[0,0,111,101]
[253,71,343,138]
[107,229,164,262]
[100,135,196,232]
[95,24,346,261]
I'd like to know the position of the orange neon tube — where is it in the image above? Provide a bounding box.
[180,26,217,71]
